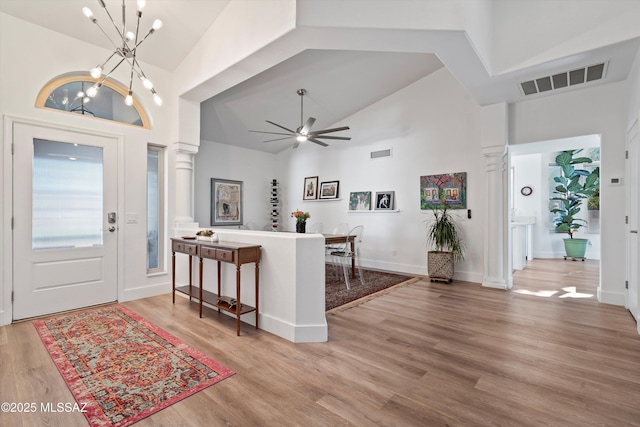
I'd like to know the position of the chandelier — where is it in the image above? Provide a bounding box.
[82,0,163,106]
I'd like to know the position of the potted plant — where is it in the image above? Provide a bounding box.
[550,149,600,259]
[426,203,464,283]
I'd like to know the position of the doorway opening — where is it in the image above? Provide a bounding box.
[508,135,601,295]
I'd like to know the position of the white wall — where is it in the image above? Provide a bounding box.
[193,140,277,228]
[629,44,640,125]
[510,81,628,305]
[272,68,485,282]
[0,13,176,324]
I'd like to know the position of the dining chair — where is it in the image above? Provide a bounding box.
[308,222,324,233]
[330,225,364,290]
[325,222,349,264]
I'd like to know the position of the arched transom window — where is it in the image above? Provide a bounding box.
[36,74,151,129]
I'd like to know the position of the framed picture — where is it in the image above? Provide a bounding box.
[419,172,467,210]
[319,181,340,199]
[375,191,394,210]
[349,191,371,210]
[303,176,318,200]
[211,178,243,226]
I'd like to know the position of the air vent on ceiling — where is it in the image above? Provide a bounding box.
[371,148,392,159]
[519,62,608,96]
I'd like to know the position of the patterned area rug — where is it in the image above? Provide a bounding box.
[34,305,234,427]
[325,264,419,311]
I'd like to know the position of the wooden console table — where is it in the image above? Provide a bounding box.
[171,238,261,336]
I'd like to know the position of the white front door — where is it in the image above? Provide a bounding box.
[627,120,639,325]
[12,123,118,320]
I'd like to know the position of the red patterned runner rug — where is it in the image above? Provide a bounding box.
[34,304,234,427]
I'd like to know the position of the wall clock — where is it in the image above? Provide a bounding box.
[520,186,533,196]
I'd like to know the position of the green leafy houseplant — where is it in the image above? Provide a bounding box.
[550,149,600,238]
[426,204,465,262]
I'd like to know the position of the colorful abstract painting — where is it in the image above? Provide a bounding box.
[420,172,467,209]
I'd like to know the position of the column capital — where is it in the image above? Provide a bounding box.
[172,141,199,155]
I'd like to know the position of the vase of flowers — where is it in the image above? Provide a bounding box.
[291,209,310,233]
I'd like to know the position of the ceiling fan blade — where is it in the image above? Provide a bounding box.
[263,136,292,143]
[309,126,350,135]
[266,120,296,134]
[308,137,329,147]
[313,135,351,140]
[300,117,316,135]
[250,130,293,136]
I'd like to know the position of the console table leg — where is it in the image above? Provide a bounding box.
[172,252,176,304]
[236,265,241,336]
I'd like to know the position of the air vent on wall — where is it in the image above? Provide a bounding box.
[371,148,392,159]
[519,62,608,96]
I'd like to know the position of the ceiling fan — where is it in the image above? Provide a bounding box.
[250,89,351,148]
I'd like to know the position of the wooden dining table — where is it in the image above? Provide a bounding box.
[323,233,357,279]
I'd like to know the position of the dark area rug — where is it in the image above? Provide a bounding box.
[325,264,418,311]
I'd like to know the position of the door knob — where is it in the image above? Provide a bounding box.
[109,226,116,232]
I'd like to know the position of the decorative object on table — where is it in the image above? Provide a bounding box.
[349,192,371,210]
[425,200,465,284]
[303,176,319,200]
[250,88,350,149]
[291,209,310,233]
[80,0,164,107]
[325,265,418,311]
[211,178,243,226]
[34,305,234,427]
[374,191,395,210]
[270,179,280,231]
[550,149,600,260]
[420,172,467,210]
[319,181,340,199]
[196,229,217,242]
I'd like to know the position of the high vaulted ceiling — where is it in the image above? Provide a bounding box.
[2,0,640,154]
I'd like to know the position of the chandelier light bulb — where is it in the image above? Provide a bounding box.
[125,31,135,41]
[83,97,90,104]
[152,19,163,31]
[87,82,102,97]
[141,77,153,90]
[125,91,134,106]
[137,0,147,12]
[77,91,85,98]
[61,97,69,105]
[90,66,102,78]
[82,7,94,19]
[153,93,163,106]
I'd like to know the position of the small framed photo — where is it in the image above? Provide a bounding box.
[319,181,340,199]
[375,191,394,210]
[303,176,318,200]
[349,192,371,210]
[211,178,243,226]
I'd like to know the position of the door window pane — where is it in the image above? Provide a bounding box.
[33,139,103,249]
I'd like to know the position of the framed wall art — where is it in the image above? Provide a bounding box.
[349,191,371,210]
[420,172,467,210]
[374,191,395,210]
[303,176,318,200]
[319,181,340,199]
[211,178,243,226]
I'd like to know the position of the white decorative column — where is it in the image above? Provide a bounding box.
[173,98,201,232]
[481,103,510,289]
[173,142,199,229]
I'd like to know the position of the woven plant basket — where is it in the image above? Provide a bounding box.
[427,251,454,283]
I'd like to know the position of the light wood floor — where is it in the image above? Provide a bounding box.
[1,258,639,426]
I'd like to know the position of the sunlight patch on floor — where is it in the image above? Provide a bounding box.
[513,286,594,299]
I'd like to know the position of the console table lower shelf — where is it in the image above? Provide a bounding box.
[174,286,256,316]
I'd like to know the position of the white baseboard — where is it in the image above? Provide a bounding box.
[597,287,626,306]
[121,282,171,302]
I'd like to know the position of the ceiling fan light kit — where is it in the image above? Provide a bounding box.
[251,88,351,148]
